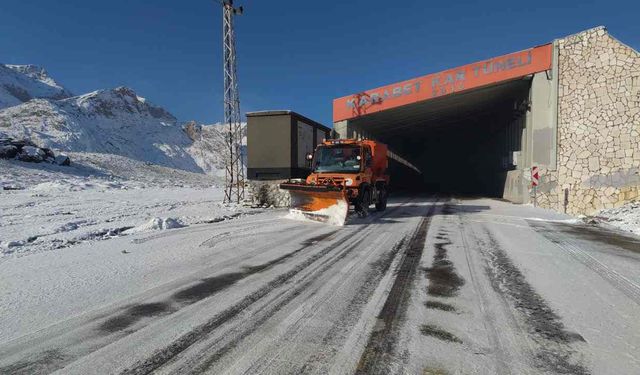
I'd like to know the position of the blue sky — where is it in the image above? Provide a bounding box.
[1,0,638,126]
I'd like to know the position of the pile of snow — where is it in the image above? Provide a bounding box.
[284,200,348,226]
[590,200,640,234]
[1,240,25,253]
[127,217,185,233]
[526,217,583,224]
[0,64,72,109]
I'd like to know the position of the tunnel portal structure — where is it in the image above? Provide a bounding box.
[332,26,640,215]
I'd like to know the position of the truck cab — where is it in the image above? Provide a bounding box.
[305,139,389,214]
[280,139,390,224]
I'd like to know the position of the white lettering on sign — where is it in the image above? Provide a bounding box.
[345,81,422,109]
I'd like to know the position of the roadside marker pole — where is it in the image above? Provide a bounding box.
[532,166,539,207]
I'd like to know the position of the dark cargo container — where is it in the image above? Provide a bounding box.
[247,110,331,180]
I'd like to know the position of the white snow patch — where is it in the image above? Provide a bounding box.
[3,240,25,249]
[54,220,95,233]
[526,217,583,224]
[590,200,640,234]
[127,217,185,233]
[31,181,79,192]
[284,200,348,226]
[0,173,248,257]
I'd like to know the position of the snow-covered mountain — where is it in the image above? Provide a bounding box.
[0,64,237,176]
[0,64,72,109]
[0,87,207,172]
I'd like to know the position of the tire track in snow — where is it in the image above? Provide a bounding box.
[457,211,514,375]
[99,231,339,333]
[184,237,371,374]
[296,236,406,374]
[355,199,437,374]
[481,230,589,375]
[530,221,640,305]
[121,231,365,375]
[131,212,270,245]
[180,199,423,374]
[119,199,418,375]
[228,231,407,374]
[415,203,467,351]
[197,221,298,249]
[423,207,465,299]
[0,225,329,374]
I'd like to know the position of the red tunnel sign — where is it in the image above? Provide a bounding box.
[333,44,553,122]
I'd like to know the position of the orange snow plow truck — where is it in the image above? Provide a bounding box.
[279,139,389,226]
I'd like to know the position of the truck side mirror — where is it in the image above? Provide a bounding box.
[305,152,313,168]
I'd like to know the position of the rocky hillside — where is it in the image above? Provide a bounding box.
[0,64,72,109]
[184,121,246,177]
[0,64,237,176]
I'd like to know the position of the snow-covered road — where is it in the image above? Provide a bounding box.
[1,195,639,374]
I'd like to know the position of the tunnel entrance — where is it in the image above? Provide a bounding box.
[347,79,531,197]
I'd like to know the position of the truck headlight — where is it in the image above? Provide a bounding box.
[345,178,353,186]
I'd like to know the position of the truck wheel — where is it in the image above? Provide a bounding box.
[375,188,387,211]
[356,188,370,217]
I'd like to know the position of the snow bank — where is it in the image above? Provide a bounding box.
[127,217,185,233]
[590,200,640,234]
[284,200,348,226]
[526,217,583,224]
[1,240,25,254]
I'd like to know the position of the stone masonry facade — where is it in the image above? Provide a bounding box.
[247,180,291,208]
[536,27,640,215]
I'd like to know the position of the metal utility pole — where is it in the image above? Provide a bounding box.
[221,0,244,204]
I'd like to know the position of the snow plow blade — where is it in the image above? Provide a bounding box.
[279,183,349,226]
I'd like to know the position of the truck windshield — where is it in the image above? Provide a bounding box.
[313,145,361,173]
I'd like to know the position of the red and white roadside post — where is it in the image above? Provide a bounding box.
[531,166,539,207]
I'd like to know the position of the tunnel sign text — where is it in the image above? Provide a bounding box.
[334,44,553,122]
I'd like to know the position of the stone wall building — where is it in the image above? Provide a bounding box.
[536,27,640,214]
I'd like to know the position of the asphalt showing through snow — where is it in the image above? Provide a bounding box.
[356,199,438,374]
[1,195,639,374]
